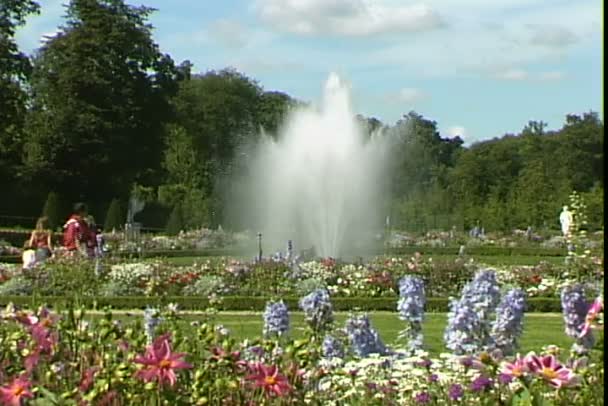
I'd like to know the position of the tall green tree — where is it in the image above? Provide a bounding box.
[22,0,178,204]
[0,1,40,209]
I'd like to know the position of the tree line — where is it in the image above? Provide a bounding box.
[0,0,603,233]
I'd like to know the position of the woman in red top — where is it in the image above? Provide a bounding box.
[28,216,53,262]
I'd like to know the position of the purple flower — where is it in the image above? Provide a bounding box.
[397,276,426,351]
[561,284,596,353]
[345,314,387,357]
[448,383,464,400]
[322,334,345,359]
[414,391,431,404]
[490,289,526,355]
[416,359,432,369]
[428,374,438,383]
[470,376,493,392]
[498,373,513,385]
[444,269,500,354]
[263,300,290,337]
[299,289,334,332]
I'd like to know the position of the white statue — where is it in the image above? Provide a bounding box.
[559,206,573,236]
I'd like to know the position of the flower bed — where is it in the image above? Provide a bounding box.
[0,268,603,405]
[0,250,602,300]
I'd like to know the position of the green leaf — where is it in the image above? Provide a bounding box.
[511,388,532,406]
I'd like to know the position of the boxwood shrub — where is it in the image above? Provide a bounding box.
[0,295,562,312]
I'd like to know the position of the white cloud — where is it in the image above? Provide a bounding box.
[253,0,443,36]
[394,88,428,103]
[538,71,566,81]
[528,25,579,48]
[493,68,529,81]
[446,126,466,140]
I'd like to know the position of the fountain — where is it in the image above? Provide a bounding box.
[232,73,390,258]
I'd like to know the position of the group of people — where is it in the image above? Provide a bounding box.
[23,202,105,269]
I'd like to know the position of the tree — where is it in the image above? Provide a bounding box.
[0,1,40,203]
[41,191,62,230]
[257,90,296,138]
[103,198,123,231]
[22,0,178,204]
[165,203,183,235]
[162,125,199,186]
[172,68,263,190]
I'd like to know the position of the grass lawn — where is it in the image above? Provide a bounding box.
[103,312,585,356]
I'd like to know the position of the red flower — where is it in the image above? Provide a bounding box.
[245,363,291,397]
[134,333,192,386]
[0,375,34,406]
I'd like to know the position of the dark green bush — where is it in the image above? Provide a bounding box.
[103,198,124,232]
[0,295,562,312]
[41,191,62,231]
[165,203,184,236]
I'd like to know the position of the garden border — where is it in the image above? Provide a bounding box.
[0,295,562,312]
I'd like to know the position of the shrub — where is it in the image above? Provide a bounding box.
[182,275,226,296]
[41,191,62,231]
[103,198,124,232]
[165,203,184,235]
[0,276,33,296]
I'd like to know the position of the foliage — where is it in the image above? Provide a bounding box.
[0,0,40,188]
[165,203,184,236]
[103,198,124,232]
[0,294,602,405]
[40,191,62,230]
[22,0,178,204]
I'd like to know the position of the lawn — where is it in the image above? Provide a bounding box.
[102,311,581,356]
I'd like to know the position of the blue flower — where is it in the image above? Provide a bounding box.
[322,334,345,359]
[561,284,595,352]
[397,276,425,351]
[490,288,526,355]
[345,314,387,357]
[299,288,334,332]
[444,269,500,354]
[263,300,290,337]
[143,307,162,344]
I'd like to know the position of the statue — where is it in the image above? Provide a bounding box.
[559,206,573,237]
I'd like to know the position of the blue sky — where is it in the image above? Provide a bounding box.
[16,0,602,144]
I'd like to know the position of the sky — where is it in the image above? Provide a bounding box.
[16,0,603,144]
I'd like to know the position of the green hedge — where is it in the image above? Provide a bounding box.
[0,295,562,312]
[385,246,566,257]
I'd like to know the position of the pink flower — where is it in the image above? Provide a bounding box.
[245,363,292,397]
[0,375,34,406]
[580,296,603,337]
[30,324,58,353]
[500,355,528,379]
[134,333,192,387]
[525,354,577,388]
[79,366,100,392]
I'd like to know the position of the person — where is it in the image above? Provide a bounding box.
[63,202,91,257]
[559,205,573,237]
[84,215,99,258]
[22,241,37,269]
[28,216,53,263]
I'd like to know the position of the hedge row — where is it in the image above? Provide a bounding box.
[0,246,567,264]
[0,295,562,312]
